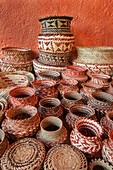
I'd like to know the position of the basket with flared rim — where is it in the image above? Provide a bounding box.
[5,105,40,129]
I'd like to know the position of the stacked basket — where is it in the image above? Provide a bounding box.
[33,15,75,75]
[0,47,33,72]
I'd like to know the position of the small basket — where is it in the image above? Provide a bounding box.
[37,70,60,83]
[9,86,38,106]
[38,97,63,118]
[5,105,40,129]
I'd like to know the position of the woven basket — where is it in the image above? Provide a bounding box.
[89,158,113,170]
[102,130,113,165]
[88,91,113,120]
[66,105,96,128]
[0,129,9,158]
[1,47,33,64]
[5,105,40,129]
[2,118,40,140]
[90,73,110,87]
[37,70,60,83]
[38,15,73,33]
[31,79,58,99]
[72,62,113,76]
[33,59,66,75]
[9,86,38,106]
[58,79,79,97]
[38,50,71,66]
[38,34,74,53]
[61,91,83,109]
[70,118,103,154]
[44,144,87,170]
[36,116,67,147]
[38,97,63,118]
[62,71,88,83]
[0,71,35,83]
[0,74,29,88]
[1,138,46,169]
[0,60,33,72]
[74,46,113,64]
[0,74,29,99]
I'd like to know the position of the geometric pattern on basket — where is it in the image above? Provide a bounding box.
[38,51,70,66]
[1,118,40,140]
[1,47,32,64]
[5,105,40,129]
[61,71,88,83]
[70,118,103,154]
[38,16,73,33]
[38,105,63,118]
[73,62,113,76]
[2,53,32,64]
[36,126,67,148]
[100,116,113,137]
[102,139,113,166]
[65,105,96,129]
[0,138,46,169]
[44,144,88,170]
[75,47,113,65]
[31,79,58,99]
[9,86,38,106]
[0,61,33,72]
[58,80,79,96]
[37,70,60,83]
[33,60,66,76]
[88,158,113,170]
[0,74,29,89]
[0,71,35,84]
[38,36,74,53]
[88,92,113,120]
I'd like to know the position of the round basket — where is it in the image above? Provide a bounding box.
[9,86,38,106]
[66,105,96,128]
[1,138,46,170]
[38,50,71,66]
[38,34,74,53]
[38,97,63,118]
[5,105,40,129]
[37,70,60,83]
[89,158,113,170]
[0,60,33,72]
[1,47,33,64]
[44,144,87,170]
[72,62,113,76]
[33,59,66,75]
[36,116,67,147]
[70,118,103,154]
[75,46,113,64]
[38,15,73,33]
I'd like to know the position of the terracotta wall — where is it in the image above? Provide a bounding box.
[0,0,113,57]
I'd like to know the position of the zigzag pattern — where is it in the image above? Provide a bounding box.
[38,40,74,53]
[70,128,102,154]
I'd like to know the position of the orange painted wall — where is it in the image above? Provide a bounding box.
[0,0,113,57]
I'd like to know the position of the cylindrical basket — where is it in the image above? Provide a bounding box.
[70,118,103,154]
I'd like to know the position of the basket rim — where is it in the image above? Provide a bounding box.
[1,46,31,53]
[38,15,73,21]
